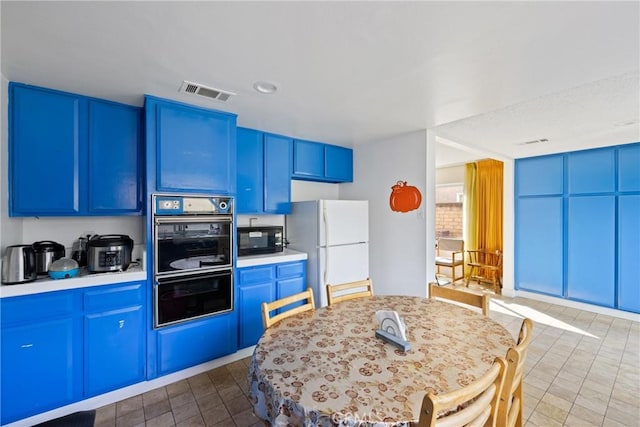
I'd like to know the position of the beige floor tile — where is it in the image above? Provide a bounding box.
[143,387,169,406]
[145,411,175,427]
[218,383,244,402]
[568,403,605,426]
[176,414,206,427]
[173,400,202,424]
[538,394,571,422]
[95,403,117,424]
[564,413,600,426]
[527,409,564,427]
[167,380,191,398]
[196,391,224,413]
[116,395,143,417]
[144,399,172,420]
[201,404,232,426]
[602,416,634,427]
[232,407,262,427]
[224,395,253,416]
[170,391,197,411]
[116,408,145,427]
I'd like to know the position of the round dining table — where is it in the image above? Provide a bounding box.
[248,295,515,427]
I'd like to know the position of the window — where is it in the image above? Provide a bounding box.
[435,184,463,238]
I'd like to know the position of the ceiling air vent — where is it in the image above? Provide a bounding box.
[516,138,549,146]
[179,80,235,102]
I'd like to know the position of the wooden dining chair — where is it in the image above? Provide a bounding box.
[466,249,503,294]
[428,282,490,316]
[326,278,373,306]
[261,288,315,329]
[496,318,534,427]
[435,238,465,282]
[416,357,507,427]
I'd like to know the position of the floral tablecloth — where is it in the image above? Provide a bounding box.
[249,295,514,427]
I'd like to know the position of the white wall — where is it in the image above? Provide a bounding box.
[340,130,435,297]
[436,164,465,185]
[291,180,339,201]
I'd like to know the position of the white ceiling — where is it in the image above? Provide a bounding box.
[2,1,639,167]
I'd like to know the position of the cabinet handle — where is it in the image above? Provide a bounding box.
[119,320,125,329]
[20,344,34,348]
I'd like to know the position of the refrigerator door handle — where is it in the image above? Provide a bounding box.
[323,205,329,285]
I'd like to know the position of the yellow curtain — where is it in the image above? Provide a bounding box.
[463,162,478,275]
[476,159,503,253]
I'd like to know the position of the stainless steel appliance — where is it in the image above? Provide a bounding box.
[237,226,284,256]
[32,240,65,275]
[1,245,37,284]
[87,234,134,272]
[153,195,234,328]
[71,234,91,267]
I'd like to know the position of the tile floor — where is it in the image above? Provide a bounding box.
[94,287,639,427]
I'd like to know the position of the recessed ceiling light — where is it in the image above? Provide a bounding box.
[253,81,278,94]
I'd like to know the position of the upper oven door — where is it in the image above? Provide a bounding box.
[154,216,233,276]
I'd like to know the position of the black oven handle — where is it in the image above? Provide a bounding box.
[154,215,233,225]
[156,269,233,285]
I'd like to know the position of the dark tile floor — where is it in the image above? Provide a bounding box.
[93,358,262,427]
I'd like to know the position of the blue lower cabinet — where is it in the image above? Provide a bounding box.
[515,197,563,296]
[84,306,145,397]
[1,318,81,424]
[618,195,640,313]
[156,312,237,375]
[567,196,616,307]
[237,260,306,348]
[238,282,274,349]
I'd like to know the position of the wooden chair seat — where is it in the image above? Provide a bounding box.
[436,238,465,282]
[466,249,502,294]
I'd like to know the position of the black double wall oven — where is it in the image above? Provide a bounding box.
[153,195,234,328]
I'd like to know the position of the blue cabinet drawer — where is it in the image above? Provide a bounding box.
[1,291,78,325]
[238,266,274,285]
[84,282,144,312]
[276,261,305,279]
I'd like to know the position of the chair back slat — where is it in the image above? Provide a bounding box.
[261,288,315,329]
[429,282,489,316]
[326,278,373,306]
[417,357,506,427]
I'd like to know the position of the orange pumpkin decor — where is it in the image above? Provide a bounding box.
[389,180,422,213]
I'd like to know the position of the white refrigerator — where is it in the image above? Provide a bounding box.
[286,200,369,307]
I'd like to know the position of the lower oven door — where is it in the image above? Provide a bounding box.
[154,269,233,328]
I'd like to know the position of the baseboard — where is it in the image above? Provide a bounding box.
[5,346,256,427]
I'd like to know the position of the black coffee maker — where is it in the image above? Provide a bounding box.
[71,235,91,267]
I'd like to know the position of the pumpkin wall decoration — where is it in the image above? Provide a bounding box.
[389,180,422,213]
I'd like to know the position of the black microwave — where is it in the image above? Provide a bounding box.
[237,226,284,256]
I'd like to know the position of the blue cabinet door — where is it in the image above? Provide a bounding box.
[325,145,353,182]
[515,197,564,296]
[618,195,640,313]
[618,143,640,192]
[567,196,616,306]
[237,128,264,213]
[84,306,145,396]
[264,134,292,213]
[156,101,236,194]
[238,282,274,348]
[1,318,80,424]
[567,148,616,195]
[156,312,237,375]
[88,101,142,213]
[9,83,84,215]
[293,139,324,178]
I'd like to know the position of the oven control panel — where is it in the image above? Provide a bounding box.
[154,195,233,215]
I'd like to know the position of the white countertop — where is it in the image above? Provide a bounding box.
[236,248,307,268]
[0,265,147,298]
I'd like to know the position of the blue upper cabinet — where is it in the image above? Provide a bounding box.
[567,147,615,194]
[9,83,143,216]
[325,144,353,182]
[264,133,292,213]
[618,143,640,192]
[236,128,291,214]
[292,139,353,183]
[147,96,236,195]
[88,100,142,213]
[237,128,264,213]
[10,83,84,215]
[515,154,563,196]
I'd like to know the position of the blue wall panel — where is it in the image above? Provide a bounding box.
[515,197,564,296]
[567,148,615,194]
[515,155,563,196]
[567,196,616,306]
[618,195,640,312]
[618,143,640,192]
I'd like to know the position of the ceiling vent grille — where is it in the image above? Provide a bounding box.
[516,138,549,146]
[179,80,235,102]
